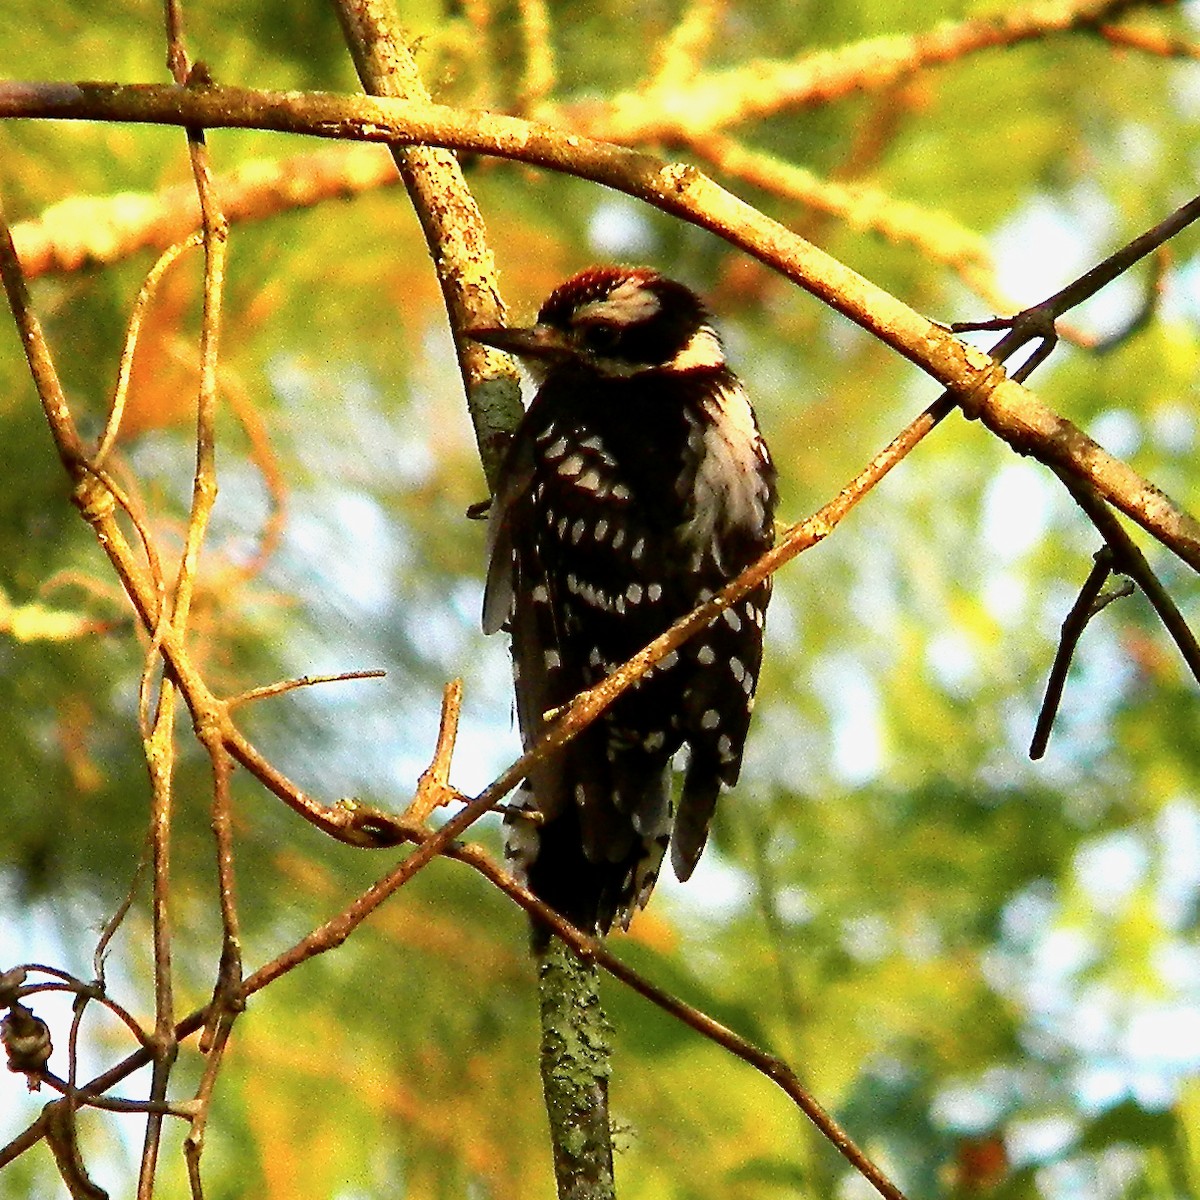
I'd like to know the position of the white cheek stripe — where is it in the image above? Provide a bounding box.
[665,326,725,372]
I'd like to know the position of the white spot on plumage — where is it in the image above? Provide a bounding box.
[611,482,632,502]
[723,607,742,631]
[697,643,716,666]
[644,731,666,752]
[701,709,720,731]
[627,583,643,604]
[502,786,539,878]
[577,468,602,493]
[556,515,569,538]
[729,656,746,682]
[660,650,679,670]
[544,436,568,459]
[612,528,627,550]
[531,584,550,604]
[595,518,609,542]
[571,518,586,543]
[544,648,561,669]
[717,734,734,760]
[632,536,646,561]
[558,454,585,478]
[648,583,663,602]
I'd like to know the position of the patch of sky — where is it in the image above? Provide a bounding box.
[925,628,979,697]
[659,846,753,922]
[587,198,657,259]
[1088,408,1142,460]
[268,354,435,490]
[1170,254,1200,322]
[1073,830,1149,916]
[812,653,884,785]
[992,189,1116,310]
[984,800,1200,1131]
[931,1065,1031,1133]
[1007,1114,1080,1168]
[1149,401,1196,455]
[1155,798,1200,929]
[981,461,1054,562]
[281,487,400,619]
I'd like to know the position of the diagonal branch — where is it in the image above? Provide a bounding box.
[2,81,1197,569]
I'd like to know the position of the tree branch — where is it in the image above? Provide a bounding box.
[3,81,1196,569]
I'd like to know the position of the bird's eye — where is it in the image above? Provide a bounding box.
[579,323,621,355]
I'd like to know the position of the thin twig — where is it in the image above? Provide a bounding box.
[225,669,386,710]
[94,233,202,466]
[93,837,152,989]
[5,809,908,1200]
[15,976,150,1050]
[43,1099,111,1200]
[407,679,466,823]
[1030,549,1117,759]
[184,1012,235,1199]
[1057,471,1200,684]
[1089,247,1169,354]
[138,679,179,1200]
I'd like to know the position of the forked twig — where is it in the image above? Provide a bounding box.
[1030,549,1120,759]
[407,679,467,823]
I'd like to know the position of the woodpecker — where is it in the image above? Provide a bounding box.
[473,266,776,934]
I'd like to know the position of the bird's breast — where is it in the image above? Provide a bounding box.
[677,381,773,569]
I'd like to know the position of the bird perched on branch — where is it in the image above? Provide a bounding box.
[473,266,776,934]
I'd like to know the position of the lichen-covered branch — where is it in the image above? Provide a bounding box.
[536,940,615,1200]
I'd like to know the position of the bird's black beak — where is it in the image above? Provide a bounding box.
[467,323,572,362]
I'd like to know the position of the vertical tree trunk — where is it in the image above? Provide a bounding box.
[536,934,616,1200]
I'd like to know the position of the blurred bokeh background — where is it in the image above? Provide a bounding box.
[2,2,1200,1196]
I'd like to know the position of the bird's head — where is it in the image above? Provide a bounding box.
[469,266,726,382]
